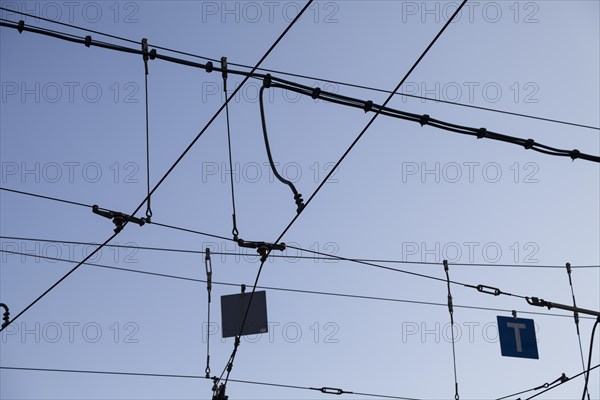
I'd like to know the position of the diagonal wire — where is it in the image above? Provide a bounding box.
[221,0,470,389]
[565,263,591,399]
[0,232,118,332]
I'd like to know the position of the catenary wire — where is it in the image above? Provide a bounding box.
[0,366,421,400]
[4,234,600,269]
[0,248,595,321]
[1,8,597,132]
[1,20,599,164]
[494,364,600,400]
[1,188,599,270]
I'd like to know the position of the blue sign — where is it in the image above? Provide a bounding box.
[497,316,539,359]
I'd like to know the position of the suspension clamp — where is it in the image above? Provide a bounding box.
[92,205,146,233]
[236,238,286,262]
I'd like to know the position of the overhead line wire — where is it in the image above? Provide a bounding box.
[1,8,597,131]
[2,20,599,163]
[0,248,595,321]
[4,234,600,269]
[1,189,599,269]
[0,366,421,400]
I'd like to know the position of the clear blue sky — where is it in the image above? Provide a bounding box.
[1,1,599,399]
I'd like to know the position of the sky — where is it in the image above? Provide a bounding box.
[0,1,599,399]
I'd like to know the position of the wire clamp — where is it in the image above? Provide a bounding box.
[221,57,228,81]
[0,303,10,329]
[236,239,286,262]
[84,35,92,47]
[363,100,373,113]
[17,20,24,34]
[524,138,535,149]
[311,87,321,99]
[476,127,487,139]
[212,383,228,400]
[570,149,581,160]
[419,114,430,126]
[263,73,272,88]
[205,248,213,301]
[205,61,214,73]
[477,284,501,296]
[92,205,146,233]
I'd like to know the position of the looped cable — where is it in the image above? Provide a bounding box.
[259,84,305,213]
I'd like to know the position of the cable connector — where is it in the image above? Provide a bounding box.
[570,149,581,160]
[294,192,305,213]
[141,38,156,75]
[205,61,214,73]
[84,35,91,47]
[17,20,24,34]
[476,284,501,296]
[524,138,535,149]
[221,57,228,81]
[476,127,487,139]
[309,387,352,395]
[311,87,321,100]
[0,303,9,329]
[236,238,286,262]
[212,383,228,400]
[92,205,146,233]
[205,248,213,302]
[419,114,430,127]
[263,73,272,88]
[363,100,373,113]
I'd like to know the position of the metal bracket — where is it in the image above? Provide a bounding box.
[92,205,146,233]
